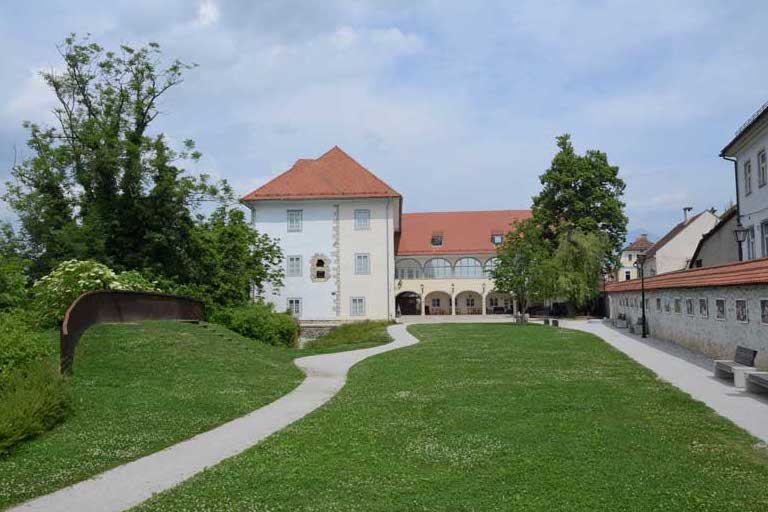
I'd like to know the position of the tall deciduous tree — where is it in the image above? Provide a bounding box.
[552,228,610,308]
[532,134,627,264]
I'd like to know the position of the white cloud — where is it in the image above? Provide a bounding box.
[194,0,220,28]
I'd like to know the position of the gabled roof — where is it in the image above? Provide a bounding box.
[688,205,738,268]
[395,210,532,256]
[623,234,654,253]
[721,100,768,157]
[605,257,768,292]
[241,146,401,201]
[643,211,706,259]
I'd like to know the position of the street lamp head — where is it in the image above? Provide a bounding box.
[734,225,749,243]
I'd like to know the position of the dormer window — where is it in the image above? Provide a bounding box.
[431,232,443,246]
[491,233,503,245]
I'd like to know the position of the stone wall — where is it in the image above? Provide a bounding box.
[608,285,768,367]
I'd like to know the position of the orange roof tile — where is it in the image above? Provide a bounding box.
[241,146,400,201]
[395,210,532,256]
[605,257,768,293]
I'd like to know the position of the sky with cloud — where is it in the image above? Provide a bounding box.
[1,0,766,240]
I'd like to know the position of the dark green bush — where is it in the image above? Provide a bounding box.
[0,359,71,455]
[210,303,299,347]
[0,311,52,378]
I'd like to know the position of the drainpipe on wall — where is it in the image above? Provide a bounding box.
[721,155,743,261]
[385,198,391,320]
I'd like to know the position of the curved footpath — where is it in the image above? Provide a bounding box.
[11,324,419,512]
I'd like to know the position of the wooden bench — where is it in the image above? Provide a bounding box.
[746,372,768,394]
[714,346,758,388]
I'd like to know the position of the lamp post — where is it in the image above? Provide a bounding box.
[734,224,749,261]
[634,254,647,338]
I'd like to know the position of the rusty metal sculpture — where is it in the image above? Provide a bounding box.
[60,290,205,373]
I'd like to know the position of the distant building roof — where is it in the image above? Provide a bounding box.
[241,146,401,201]
[623,234,654,253]
[688,205,738,268]
[643,211,707,259]
[605,257,768,292]
[395,210,532,256]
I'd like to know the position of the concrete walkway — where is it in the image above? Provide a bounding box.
[11,324,419,512]
[562,319,768,443]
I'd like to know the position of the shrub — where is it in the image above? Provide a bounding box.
[0,359,71,455]
[305,321,393,350]
[210,303,299,347]
[32,260,158,326]
[0,257,30,311]
[0,311,52,378]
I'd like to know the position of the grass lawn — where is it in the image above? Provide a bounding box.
[0,321,303,509]
[302,320,393,355]
[133,323,768,511]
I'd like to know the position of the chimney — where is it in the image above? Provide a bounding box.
[683,206,693,223]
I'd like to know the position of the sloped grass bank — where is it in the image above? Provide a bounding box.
[134,323,768,511]
[0,321,303,509]
[302,320,393,354]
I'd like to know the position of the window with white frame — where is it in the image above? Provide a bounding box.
[350,297,365,316]
[491,233,504,245]
[746,226,756,260]
[395,259,421,279]
[656,298,661,312]
[699,298,708,318]
[466,296,475,307]
[736,299,748,323]
[354,209,371,230]
[454,257,483,278]
[355,253,370,274]
[715,298,726,320]
[287,255,302,277]
[287,298,302,317]
[674,298,681,314]
[483,257,499,277]
[424,258,452,278]
[431,297,441,307]
[762,221,768,259]
[759,149,768,188]
[761,299,768,325]
[624,270,631,281]
[685,298,694,316]
[287,209,303,232]
[744,159,753,195]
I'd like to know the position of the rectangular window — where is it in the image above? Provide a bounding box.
[624,270,631,281]
[354,209,371,230]
[491,234,504,245]
[761,299,768,325]
[466,296,475,307]
[699,298,708,318]
[287,255,302,277]
[746,226,756,260]
[674,298,682,314]
[287,298,302,317]
[736,299,748,323]
[685,298,694,316]
[431,297,441,308]
[350,297,366,316]
[762,221,768,259]
[759,149,768,187]
[355,253,370,274]
[665,298,671,313]
[489,297,499,307]
[745,159,753,195]
[656,298,662,312]
[431,233,443,246]
[715,298,726,321]
[287,209,303,232]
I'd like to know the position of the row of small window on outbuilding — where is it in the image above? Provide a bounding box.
[617,295,768,325]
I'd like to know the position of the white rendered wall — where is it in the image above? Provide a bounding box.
[734,123,768,258]
[653,212,717,274]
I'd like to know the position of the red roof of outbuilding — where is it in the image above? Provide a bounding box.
[395,210,532,256]
[241,146,401,201]
[605,257,768,293]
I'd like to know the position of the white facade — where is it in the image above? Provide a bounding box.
[726,117,768,260]
[643,211,718,276]
[248,198,398,321]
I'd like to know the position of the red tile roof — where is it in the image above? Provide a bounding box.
[605,257,768,293]
[241,146,401,201]
[395,210,532,256]
[623,234,654,252]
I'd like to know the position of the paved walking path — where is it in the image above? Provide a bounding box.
[11,324,419,512]
[562,319,768,443]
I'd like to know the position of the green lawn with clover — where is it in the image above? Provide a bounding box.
[0,321,304,509]
[132,323,768,512]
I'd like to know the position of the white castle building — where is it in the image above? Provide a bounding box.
[242,146,530,321]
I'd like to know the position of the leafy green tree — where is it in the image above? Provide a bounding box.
[552,229,610,308]
[532,134,627,262]
[3,35,226,279]
[490,219,557,314]
[0,223,30,310]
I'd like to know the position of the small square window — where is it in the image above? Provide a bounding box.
[351,297,366,316]
[287,209,303,232]
[287,255,302,277]
[736,299,748,323]
[699,298,708,318]
[354,209,371,230]
[491,233,504,245]
[431,233,443,246]
[355,253,370,274]
[715,298,726,321]
[287,298,302,317]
